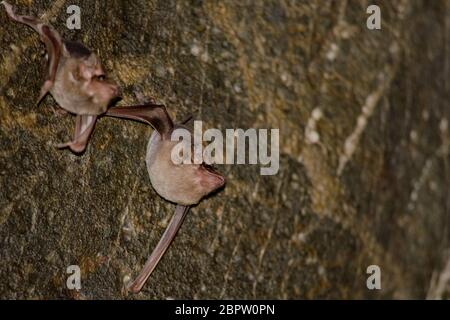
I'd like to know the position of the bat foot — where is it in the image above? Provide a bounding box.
[127,283,141,294]
[57,141,86,154]
[50,107,68,117]
[126,280,142,294]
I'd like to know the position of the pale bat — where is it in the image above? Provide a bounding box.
[106,103,225,293]
[2,1,120,153]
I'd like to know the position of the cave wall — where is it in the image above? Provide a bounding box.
[0,0,449,299]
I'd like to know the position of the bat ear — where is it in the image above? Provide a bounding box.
[106,104,174,139]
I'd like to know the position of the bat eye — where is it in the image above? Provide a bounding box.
[95,75,106,81]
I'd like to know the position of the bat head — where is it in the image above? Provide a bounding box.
[77,53,120,112]
[147,131,225,206]
[62,42,120,114]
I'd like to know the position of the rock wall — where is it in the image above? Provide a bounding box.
[0,0,449,299]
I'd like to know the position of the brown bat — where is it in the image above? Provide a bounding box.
[2,1,120,153]
[106,103,225,293]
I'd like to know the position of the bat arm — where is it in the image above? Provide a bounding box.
[106,105,161,125]
[106,104,174,139]
[128,205,190,293]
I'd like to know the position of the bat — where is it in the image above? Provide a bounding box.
[106,103,225,293]
[2,1,120,153]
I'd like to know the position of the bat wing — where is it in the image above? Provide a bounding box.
[128,205,190,293]
[2,1,62,104]
[106,104,174,140]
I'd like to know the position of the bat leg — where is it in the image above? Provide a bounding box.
[2,1,62,106]
[57,115,97,153]
[128,205,190,293]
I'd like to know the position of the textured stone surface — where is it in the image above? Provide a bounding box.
[0,0,449,299]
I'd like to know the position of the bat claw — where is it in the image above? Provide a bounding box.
[56,142,69,149]
[36,80,53,105]
[36,98,44,107]
[126,281,141,294]
[57,141,86,154]
[50,107,68,117]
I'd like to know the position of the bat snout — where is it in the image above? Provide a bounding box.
[199,165,225,192]
[95,82,121,110]
[104,82,120,100]
[110,84,121,98]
